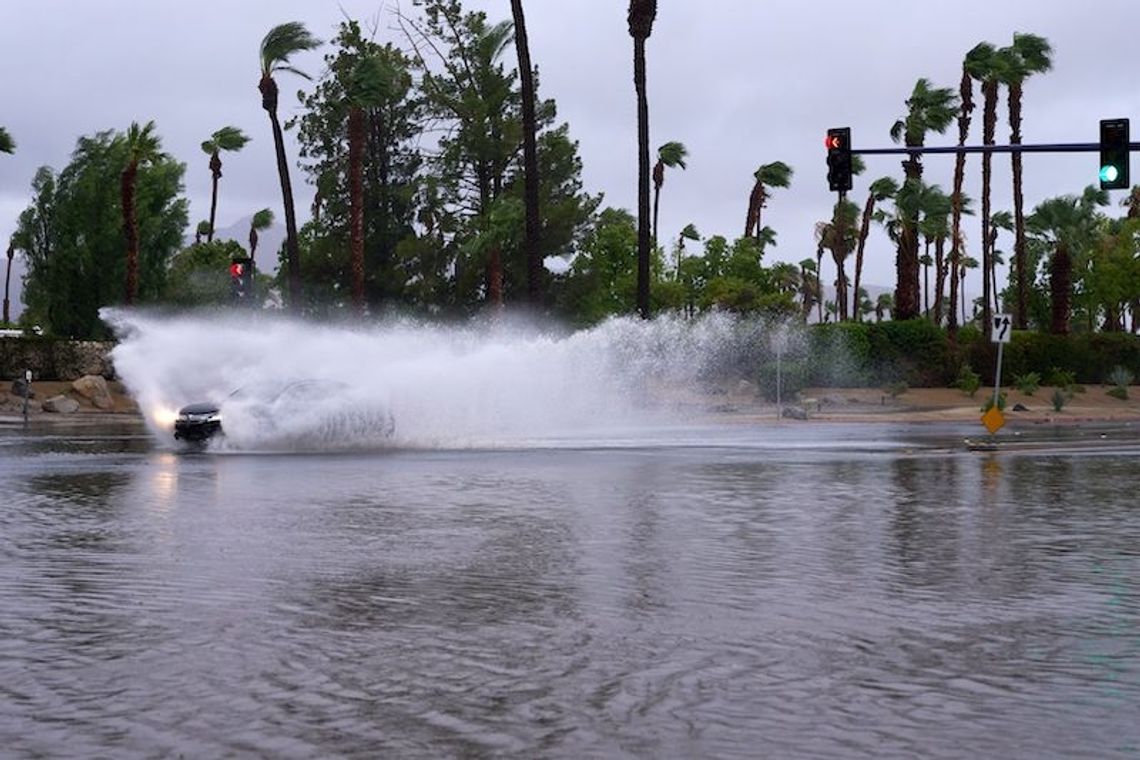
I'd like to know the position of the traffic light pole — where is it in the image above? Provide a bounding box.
[850,141,1138,156]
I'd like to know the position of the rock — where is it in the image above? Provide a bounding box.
[781,405,809,420]
[1012,403,1029,412]
[72,374,113,409]
[43,394,80,414]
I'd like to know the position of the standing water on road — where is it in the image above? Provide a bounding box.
[2,313,1139,758]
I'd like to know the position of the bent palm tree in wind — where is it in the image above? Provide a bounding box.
[628,0,657,319]
[0,127,14,154]
[201,126,251,243]
[853,176,899,321]
[259,22,321,311]
[652,141,688,246]
[890,78,958,320]
[248,208,274,266]
[121,121,162,305]
[744,161,793,240]
[1003,32,1053,329]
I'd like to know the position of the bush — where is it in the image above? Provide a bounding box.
[1107,385,1129,401]
[954,364,981,397]
[1107,365,1134,389]
[1051,388,1068,412]
[1014,371,1040,395]
[981,391,1007,412]
[884,380,908,399]
[1045,366,1077,390]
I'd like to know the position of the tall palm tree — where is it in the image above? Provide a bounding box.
[976,48,1013,338]
[918,186,952,322]
[3,237,14,324]
[744,161,793,240]
[798,258,820,322]
[815,199,859,321]
[1026,186,1108,334]
[987,210,1014,316]
[890,78,958,320]
[853,176,899,321]
[959,254,979,325]
[0,127,14,154]
[201,126,251,243]
[1003,33,1053,330]
[120,120,162,306]
[652,141,688,246]
[259,22,321,311]
[345,56,393,314]
[248,208,274,265]
[510,0,543,306]
[675,222,699,278]
[949,43,995,334]
[628,0,657,319]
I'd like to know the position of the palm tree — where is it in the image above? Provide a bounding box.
[120,120,162,305]
[959,254,979,324]
[248,208,274,265]
[259,22,321,311]
[875,292,893,322]
[201,126,251,243]
[194,220,210,246]
[0,127,14,154]
[652,141,688,247]
[1026,186,1108,334]
[815,199,859,321]
[1003,33,1053,329]
[976,47,1013,338]
[3,237,14,324]
[987,210,1014,316]
[744,161,793,240]
[853,176,899,321]
[628,0,657,319]
[345,56,393,314]
[949,43,995,334]
[798,258,820,322]
[510,0,543,306]
[675,222,699,279]
[890,78,958,320]
[918,186,952,322]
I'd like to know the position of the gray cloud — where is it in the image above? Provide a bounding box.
[2,0,1137,317]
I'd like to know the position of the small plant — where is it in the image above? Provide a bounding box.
[1045,366,1077,390]
[884,380,908,399]
[1107,365,1134,388]
[1051,387,1068,412]
[1014,371,1040,396]
[981,391,1007,412]
[1107,385,1129,401]
[954,364,981,398]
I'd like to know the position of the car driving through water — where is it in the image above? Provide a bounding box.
[172,379,395,449]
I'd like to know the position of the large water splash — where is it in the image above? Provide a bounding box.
[103,309,800,451]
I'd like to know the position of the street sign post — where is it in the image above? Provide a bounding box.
[983,313,1012,435]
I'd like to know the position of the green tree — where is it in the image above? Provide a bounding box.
[16,130,186,337]
[249,208,274,264]
[1003,32,1053,329]
[558,207,638,324]
[120,120,163,305]
[1026,186,1108,334]
[628,0,657,319]
[259,21,322,310]
[0,127,14,154]
[165,239,248,307]
[890,78,958,320]
[853,176,899,321]
[815,199,859,321]
[201,126,251,242]
[652,140,688,247]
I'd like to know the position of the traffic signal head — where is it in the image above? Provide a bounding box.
[826,127,852,193]
[1099,118,1130,190]
[230,257,253,302]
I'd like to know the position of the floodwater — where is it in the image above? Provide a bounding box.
[2,418,1139,758]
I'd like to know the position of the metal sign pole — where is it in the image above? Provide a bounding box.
[992,341,1004,413]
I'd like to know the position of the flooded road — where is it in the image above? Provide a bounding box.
[2,419,1139,758]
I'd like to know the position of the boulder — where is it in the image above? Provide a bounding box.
[781,405,809,420]
[72,374,113,409]
[43,394,80,414]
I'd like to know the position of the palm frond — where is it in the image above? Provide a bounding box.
[1011,32,1053,74]
[260,22,322,77]
[0,126,14,154]
[657,141,688,169]
[251,208,275,231]
[211,125,251,152]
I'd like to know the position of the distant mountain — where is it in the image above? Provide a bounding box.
[210,216,287,273]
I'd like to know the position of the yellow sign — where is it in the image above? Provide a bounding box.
[981,406,1005,434]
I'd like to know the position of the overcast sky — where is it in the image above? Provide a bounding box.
[3,0,1139,316]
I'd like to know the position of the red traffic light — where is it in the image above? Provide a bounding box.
[229,263,244,278]
[824,134,843,150]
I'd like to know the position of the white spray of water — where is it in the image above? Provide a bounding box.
[103,308,799,451]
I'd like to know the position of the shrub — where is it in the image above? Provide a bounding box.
[955,364,981,397]
[1051,388,1068,412]
[1107,385,1129,401]
[981,391,1007,412]
[884,380,908,399]
[1107,365,1134,389]
[1045,366,1077,390]
[1014,371,1040,395]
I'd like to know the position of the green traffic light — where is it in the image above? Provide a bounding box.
[1100,164,1120,183]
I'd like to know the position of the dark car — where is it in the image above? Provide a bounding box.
[172,380,394,448]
